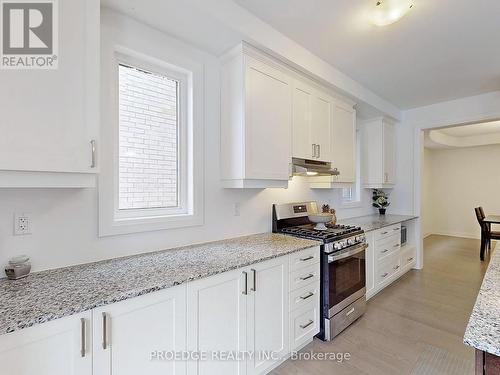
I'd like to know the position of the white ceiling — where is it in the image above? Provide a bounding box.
[439,121,500,137]
[233,0,500,109]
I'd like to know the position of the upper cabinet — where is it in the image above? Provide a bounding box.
[292,80,332,162]
[0,0,99,187]
[221,43,292,189]
[360,118,396,188]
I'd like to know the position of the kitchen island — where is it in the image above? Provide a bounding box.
[464,243,500,374]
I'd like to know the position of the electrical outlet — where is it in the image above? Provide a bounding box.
[233,203,241,217]
[14,213,31,235]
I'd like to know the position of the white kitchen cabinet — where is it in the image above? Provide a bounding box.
[221,42,292,188]
[93,285,187,375]
[292,79,332,162]
[0,0,99,187]
[365,231,376,299]
[360,118,396,188]
[246,256,289,375]
[309,99,357,188]
[187,267,247,375]
[0,312,92,375]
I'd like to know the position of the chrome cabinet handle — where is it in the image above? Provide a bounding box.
[90,140,96,168]
[381,249,389,253]
[300,274,314,281]
[394,265,400,270]
[312,144,316,158]
[393,227,400,231]
[407,257,414,262]
[381,231,388,235]
[250,269,256,292]
[80,318,86,357]
[346,307,355,316]
[316,144,320,158]
[393,244,400,248]
[300,292,314,300]
[300,255,314,261]
[384,173,388,182]
[300,320,314,329]
[381,272,389,278]
[242,271,248,295]
[102,312,108,350]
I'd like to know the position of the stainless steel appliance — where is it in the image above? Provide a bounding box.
[272,201,367,341]
[291,158,340,177]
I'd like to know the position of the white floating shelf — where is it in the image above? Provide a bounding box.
[0,170,96,188]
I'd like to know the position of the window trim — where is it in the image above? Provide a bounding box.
[99,45,204,236]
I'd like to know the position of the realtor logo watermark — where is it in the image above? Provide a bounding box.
[0,0,58,69]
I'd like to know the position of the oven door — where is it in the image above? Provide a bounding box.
[327,244,366,318]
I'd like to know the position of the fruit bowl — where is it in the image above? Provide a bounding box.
[308,213,334,231]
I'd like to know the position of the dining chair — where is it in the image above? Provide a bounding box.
[475,207,500,261]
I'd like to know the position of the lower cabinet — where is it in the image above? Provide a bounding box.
[0,246,320,375]
[92,285,187,375]
[186,255,291,375]
[366,223,416,300]
[0,312,92,375]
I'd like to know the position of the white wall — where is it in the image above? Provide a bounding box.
[422,144,500,239]
[0,10,375,274]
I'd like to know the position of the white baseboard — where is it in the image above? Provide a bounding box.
[425,230,480,240]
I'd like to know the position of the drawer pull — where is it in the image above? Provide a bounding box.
[346,307,355,316]
[393,227,400,231]
[300,319,314,329]
[381,272,389,278]
[381,249,389,254]
[242,271,248,295]
[381,231,388,235]
[407,257,414,262]
[80,318,86,357]
[300,274,314,281]
[394,265,400,270]
[393,244,400,248]
[300,292,315,300]
[102,313,108,350]
[300,255,314,262]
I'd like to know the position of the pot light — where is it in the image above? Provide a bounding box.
[371,0,414,26]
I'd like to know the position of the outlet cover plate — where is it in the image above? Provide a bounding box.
[14,213,31,235]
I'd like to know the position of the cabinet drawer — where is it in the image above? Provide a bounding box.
[290,302,319,351]
[290,247,320,271]
[376,233,401,260]
[290,282,320,312]
[376,255,401,285]
[401,246,416,267]
[374,224,401,241]
[290,263,320,292]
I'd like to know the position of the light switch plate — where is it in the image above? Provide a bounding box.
[14,213,31,235]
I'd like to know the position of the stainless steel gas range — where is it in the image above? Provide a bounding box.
[272,201,368,341]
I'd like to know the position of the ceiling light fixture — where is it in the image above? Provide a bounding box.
[371,0,414,26]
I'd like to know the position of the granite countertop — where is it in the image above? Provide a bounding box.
[464,244,500,356]
[339,214,418,232]
[0,233,319,335]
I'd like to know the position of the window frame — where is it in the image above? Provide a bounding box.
[99,45,204,236]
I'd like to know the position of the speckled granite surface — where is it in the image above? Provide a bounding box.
[339,214,418,232]
[464,244,500,356]
[0,233,319,335]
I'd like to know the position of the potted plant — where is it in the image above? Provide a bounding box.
[372,189,390,215]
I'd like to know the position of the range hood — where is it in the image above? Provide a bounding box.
[291,158,340,177]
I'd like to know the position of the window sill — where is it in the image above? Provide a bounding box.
[99,212,204,237]
[340,200,363,209]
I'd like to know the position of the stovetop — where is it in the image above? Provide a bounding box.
[279,224,362,243]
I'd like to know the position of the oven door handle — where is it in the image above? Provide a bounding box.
[328,244,367,263]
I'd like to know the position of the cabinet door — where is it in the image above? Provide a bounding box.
[0,0,99,173]
[246,257,289,375]
[0,312,92,375]
[187,268,247,375]
[332,102,356,182]
[383,122,396,184]
[245,56,292,180]
[292,82,313,160]
[311,92,333,162]
[93,285,187,375]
